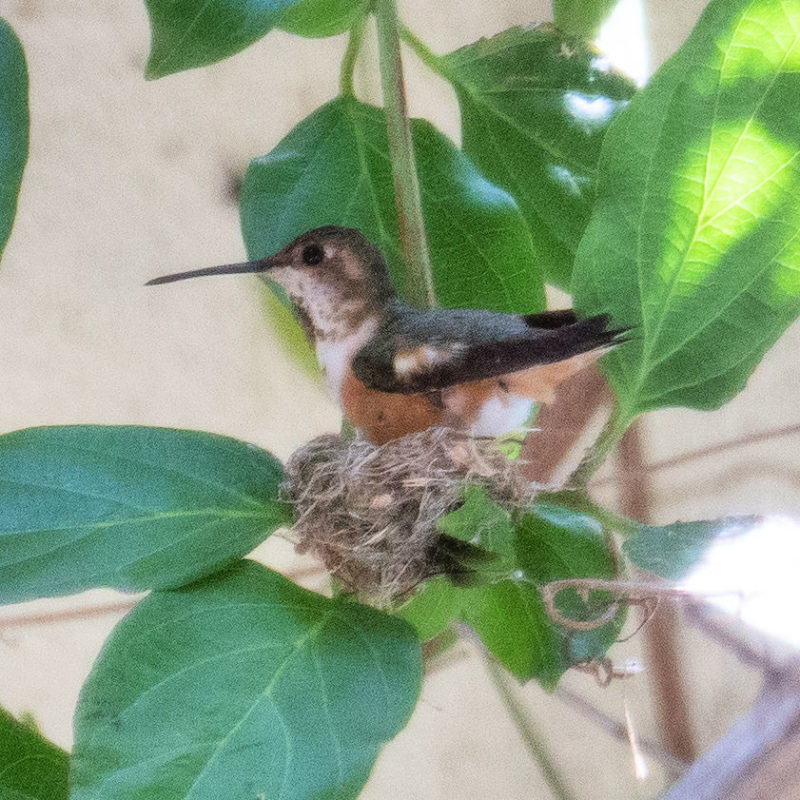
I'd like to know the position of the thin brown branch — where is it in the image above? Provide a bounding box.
[594,421,800,487]
[619,423,698,769]
[541,577,697,631]
[556,685,690,774]
[683,603,789,677]
[0,598,139,629]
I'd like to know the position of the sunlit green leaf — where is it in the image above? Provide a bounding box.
[144,0,304,78]
[623,516,760,580]
[441,26,635,287]
[0,426,290,604]
[572,0,800,420]
[277,0,368,37]
[0,18,28,265]
[240,95,544,314]
[71,562,422,800]
[0,707,68,800]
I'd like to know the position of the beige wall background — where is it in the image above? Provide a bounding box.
[0,1,798,798]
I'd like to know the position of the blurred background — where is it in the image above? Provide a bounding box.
[1,1,799,798]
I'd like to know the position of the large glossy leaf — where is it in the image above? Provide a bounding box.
[441,26,635,288]
[0,708,68,800]
[144,0,304,78]
[0,18,28,264]
[240,95,545,313]
[70,561,422,800]
[572,0,800,421]
[0,426,290,603]
[400,494,620,686]
[277,0,368,37]
[623,517,760,581]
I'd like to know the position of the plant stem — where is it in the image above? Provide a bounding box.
[570,405,633,487]
[372,0,437,309]
[339,16,366,97]
[484,657,579,800]
[399,23,449,79]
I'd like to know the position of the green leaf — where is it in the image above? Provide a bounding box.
[396,575,463,642]
[438,486,514,562]
[461,579,564,686]
[552,0,619,38]
[441,26,635,288]
[400,499,620,685]
[277,0,368,37]
[512,503,621,673]
[572,0,800,420]
[0,426,290,604]
[0,18,28,265]
[144,0,304,78]
[70,561,422,800]
[623,516,760,581]
[240,95,545,313]
[0,707,68,800]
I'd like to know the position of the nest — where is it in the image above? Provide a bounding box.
[281,426,536,602]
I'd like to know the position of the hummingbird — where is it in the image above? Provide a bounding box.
[147,226,625,444]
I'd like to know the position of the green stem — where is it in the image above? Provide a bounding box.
[372,0,437,309]
[570,405,634,488]
[339,16,366,97]
[484,657,579,800]
[399,24,449,79]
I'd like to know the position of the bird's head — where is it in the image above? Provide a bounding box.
[147,226,397,341]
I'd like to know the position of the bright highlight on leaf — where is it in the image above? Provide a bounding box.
[572,0,800,423]
[0,18,29,265]
[71,562,422,800]
[623,516,760,581]
[440,26,635,288]
[240,96,544,313]
[0,426,290,603]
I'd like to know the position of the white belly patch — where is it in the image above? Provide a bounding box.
[315,317,378,399]
[470,394,535,437]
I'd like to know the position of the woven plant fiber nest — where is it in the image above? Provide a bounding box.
[282,426,536,601]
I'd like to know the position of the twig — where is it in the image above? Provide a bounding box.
[593,421,800,487]
[618,423,697,769]
[662,675,800,800]
[0,598,138,629]
[540,577,694,631]
[683,603,787,677]
[483,656,580,800]
[556,685,690,774]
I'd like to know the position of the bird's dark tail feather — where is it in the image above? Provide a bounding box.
[424,534,497,587]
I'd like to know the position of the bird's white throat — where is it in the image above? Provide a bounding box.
[315,316,379,399]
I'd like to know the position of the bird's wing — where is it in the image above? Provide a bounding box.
[352,305,626,394]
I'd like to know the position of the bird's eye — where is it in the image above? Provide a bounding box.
[301,243,324,266]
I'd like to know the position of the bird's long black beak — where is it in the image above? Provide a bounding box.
[145,257,272,286]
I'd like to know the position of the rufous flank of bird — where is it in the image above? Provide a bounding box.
[147,226,627,444]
